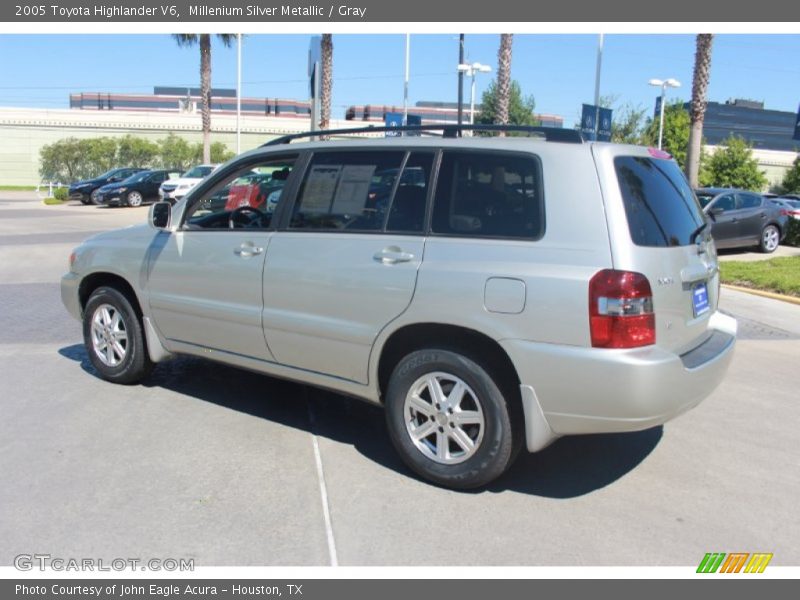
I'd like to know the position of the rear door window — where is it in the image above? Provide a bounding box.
[737,193,763,209]
[614,156,704,247]
[291,151,405,231]
[431,151,544,239]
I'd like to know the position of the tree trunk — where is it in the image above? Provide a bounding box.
[496,34,513,136]
[320,34,333,134]
[686,34,713,187]
[200,34,212,164]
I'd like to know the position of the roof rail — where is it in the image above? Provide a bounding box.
[262,124,584,146]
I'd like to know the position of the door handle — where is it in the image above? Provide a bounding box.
[373,246,414,265]
[234,243,264,258]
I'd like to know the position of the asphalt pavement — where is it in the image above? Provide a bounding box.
[1,193,798,567]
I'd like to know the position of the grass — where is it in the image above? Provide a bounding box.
[0,185,37,191]
[42,197,65,205]
[720,256,800,298]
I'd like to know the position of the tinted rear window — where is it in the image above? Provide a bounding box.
[615,156,704,247]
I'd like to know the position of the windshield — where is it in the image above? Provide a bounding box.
[98,168,125,179]
[183,166,214,179]
[122,172,150,184]
[695,193,716,209]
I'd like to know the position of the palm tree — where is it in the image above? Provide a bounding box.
[173,34,235,163]
[319,34,333,133]
[686,34,713,187]
[495,34,514,136]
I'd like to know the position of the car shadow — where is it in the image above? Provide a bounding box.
[58,344,662,498]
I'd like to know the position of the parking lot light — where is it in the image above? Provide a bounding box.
[649,77,681,150]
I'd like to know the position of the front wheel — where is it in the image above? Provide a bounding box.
[759,224,780,253]
[385,349,518,489]
[82,287,151,384]
[126,191,144,207]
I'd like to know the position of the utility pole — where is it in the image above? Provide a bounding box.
[457,34,465,126]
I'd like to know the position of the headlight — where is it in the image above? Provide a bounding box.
[117,187,127,193]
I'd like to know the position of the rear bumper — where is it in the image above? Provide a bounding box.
[502,311,737,451]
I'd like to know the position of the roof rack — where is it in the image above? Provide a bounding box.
[262,124,584,146]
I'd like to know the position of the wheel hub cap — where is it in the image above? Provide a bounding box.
[403,371,485,465]
[90,303,128,368]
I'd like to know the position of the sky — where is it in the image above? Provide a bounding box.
[1,33,800,126]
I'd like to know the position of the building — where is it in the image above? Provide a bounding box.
[346,100,564,128]
[684,99,799,189]
[69,86,311,118]
[0,107,351,186]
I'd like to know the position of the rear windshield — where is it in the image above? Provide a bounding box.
[615,156,705,247]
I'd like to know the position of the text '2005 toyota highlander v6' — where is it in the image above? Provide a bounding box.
[62,125,736,489]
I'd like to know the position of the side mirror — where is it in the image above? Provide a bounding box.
[149,201,172,229]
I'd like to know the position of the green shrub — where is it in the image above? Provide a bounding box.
[53,187,68,201]
[784,218,800,248]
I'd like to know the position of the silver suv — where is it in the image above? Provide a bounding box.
[62,126,737,489]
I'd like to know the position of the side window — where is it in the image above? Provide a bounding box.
[291,151,405,231]
[713,194,735,212]
[432,151,544,239]
[184,156,297,230]
[386,152,434,233]
[737,193,762,209]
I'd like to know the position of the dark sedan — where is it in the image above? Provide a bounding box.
[94,170,180,207]
[68,167,147,204]
[695,187,788,253]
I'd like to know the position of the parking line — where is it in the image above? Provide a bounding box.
[307,401,339,566]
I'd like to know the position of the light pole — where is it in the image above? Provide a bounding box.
[648,77,681,150]
[236,33,242,155]
[457,62,491,125]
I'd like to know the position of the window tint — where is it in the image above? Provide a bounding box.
[615,156,704,247]
[431,151,543,239]
[184,157,296,230]
[386,152,434,233]
[713,194,735,212]
[738,193,762,209]
[291,151,405,231]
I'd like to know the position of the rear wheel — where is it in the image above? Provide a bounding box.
[82,287,151,384]
[759,224,780,253]
[126,191,144,207]
[385,349,518,489]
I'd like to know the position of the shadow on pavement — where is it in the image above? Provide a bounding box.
[59,344,662,498]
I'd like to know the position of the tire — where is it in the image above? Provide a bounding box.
[82,286,152,384]
[80,195,90,205]
[385,349,518,489]
[126,191,143,207]
[759,224,780,253]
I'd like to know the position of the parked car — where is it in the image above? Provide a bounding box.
[158,164,217,203]
[695,187,788,253]
[768,197,800,220]
[94,170,181,207]
[68,168,147,204]
[62,128,737,489]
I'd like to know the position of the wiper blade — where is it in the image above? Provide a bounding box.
[690,220,710,244]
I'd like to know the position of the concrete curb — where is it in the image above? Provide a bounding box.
[722,283,800,306]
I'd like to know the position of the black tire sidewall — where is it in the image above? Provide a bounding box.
[82,287,150,384]
[385,349,515,489]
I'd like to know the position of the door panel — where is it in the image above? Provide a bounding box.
[262,232,423,383]
[147,230,274,361]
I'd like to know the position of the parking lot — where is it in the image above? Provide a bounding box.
[1,191,799,566]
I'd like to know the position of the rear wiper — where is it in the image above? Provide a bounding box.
[690,220,710,244]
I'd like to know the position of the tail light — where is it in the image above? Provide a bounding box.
[779,209,800,217]
[589,269,655,348]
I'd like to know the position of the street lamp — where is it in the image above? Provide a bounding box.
[457,62,492,125]
[648,77,681,150]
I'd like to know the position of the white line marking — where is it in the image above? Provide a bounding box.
[308,402,339,566]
